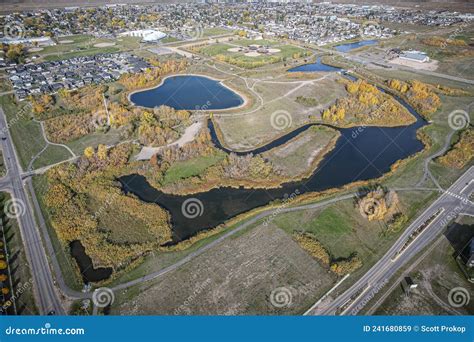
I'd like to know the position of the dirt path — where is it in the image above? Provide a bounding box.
[135,121,203,160]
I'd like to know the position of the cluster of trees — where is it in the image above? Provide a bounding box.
[330,255,363,276]
[387,213,409,233]
[322,79,411,126]
[422,36,467,47]
[293,232,363,276]
[0,238,11,305]
[387,79,441,118]
[357,187,399,221]
[293,232,331,265]
[141,125,282,194]
[152,129,214,167]
[44,143,173,271]
[119,59,187,90]
[214,54,281,69]
[42,88,190,144]
[30,94,55,117]
[438,129,473,169]
[44,112,95,143]
[3,44,27,63]
[222,153,274,180]
[138,106,191,146]
[31,85,105,119]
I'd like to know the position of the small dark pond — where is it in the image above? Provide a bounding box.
[70,240,112,283]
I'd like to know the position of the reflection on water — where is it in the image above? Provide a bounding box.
[121,94,425,242]
[335,40,378,52]
[70,240,112,283]
[130,75,244,110]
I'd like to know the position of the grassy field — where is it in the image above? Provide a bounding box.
[203,27,231,37]
[272,190,437,270]
[31,145,72,170]
[0,95,45,169]
[262,125,339,177]
[33,34,141,62]
[214,75,346,150]
[198,39,308,68]
[65,129,124,155]
[374,217,474,315]
[162,152,226,186]
[112,223,336,315]
[0,95,72,170]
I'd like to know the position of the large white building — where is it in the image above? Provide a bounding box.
[399,50,430,63]
[119,29,167,42]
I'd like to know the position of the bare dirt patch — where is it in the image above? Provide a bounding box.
[28,47,44,52]
[389,57,439,71]
[113,224,336,315]
[94,42,116,48]
[375,235,474,315]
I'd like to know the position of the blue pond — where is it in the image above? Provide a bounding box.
[288,57,342,73]
[120,87,426,242]
[130,75,244,110]
[335,40,378,52]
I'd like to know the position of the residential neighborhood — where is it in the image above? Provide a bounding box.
[6,53,150,99]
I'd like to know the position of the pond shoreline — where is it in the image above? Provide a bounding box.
[128,73,249,112]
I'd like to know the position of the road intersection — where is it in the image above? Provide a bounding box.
[307,167,474,315]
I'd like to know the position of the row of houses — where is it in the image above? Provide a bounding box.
[6,53,150,100]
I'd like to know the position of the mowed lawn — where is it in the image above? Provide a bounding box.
[199,40,308,65]
[35,34,140,62]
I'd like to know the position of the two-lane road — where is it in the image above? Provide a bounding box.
[0,107,64,315]
[308,166,474,315]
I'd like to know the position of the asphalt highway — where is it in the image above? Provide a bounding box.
[308,166,474,315]
[0,107,64,315]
